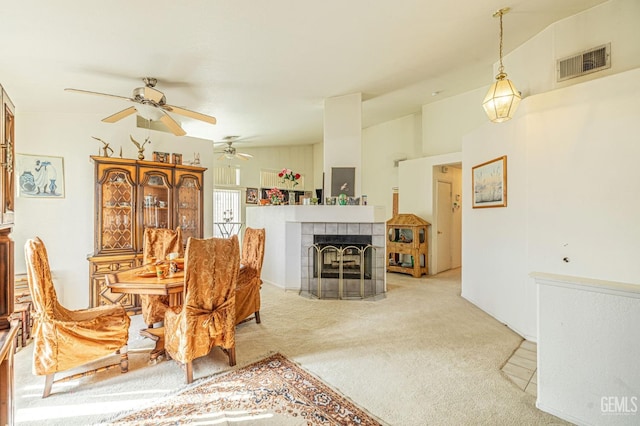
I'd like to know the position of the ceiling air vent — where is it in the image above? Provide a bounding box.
[557,43,611,82]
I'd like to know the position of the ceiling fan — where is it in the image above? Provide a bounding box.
[214,136,253,161]
[65,77,216,136]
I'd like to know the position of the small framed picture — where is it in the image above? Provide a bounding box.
[16,153,65,198]
[472,155,507,208]
[246,187,258,204]
[171,153,182,165]
[153,151,170,163]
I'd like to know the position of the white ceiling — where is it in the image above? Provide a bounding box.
[1,0,606,146]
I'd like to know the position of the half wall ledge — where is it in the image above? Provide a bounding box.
[533,272,640,425]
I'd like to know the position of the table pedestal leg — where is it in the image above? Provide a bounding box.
[139,327,165,361]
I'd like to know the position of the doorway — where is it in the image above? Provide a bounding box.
[436,180,452,272]
[433,164,462,274]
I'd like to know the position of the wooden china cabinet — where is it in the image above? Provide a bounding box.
[0,84,17,426]
[88,156,206,310]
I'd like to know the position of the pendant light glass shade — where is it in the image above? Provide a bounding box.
[483,8,520,123]
[483,73,521,122]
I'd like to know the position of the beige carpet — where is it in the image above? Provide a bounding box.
[107,352,384,425]
[13,269,568,425]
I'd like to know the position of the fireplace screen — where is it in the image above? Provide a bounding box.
[303,235,380,299]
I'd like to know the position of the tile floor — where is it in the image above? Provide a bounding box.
[502,340,537,397]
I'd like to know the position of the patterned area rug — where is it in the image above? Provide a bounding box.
[106,353,384,425]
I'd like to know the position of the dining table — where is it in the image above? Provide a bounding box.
[105,262,246,361]
[105,264,185,361]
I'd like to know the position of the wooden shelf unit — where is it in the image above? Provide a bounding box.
[386,214,430,278]
[88,156,206,309]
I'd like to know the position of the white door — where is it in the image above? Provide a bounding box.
[436,181,452,273]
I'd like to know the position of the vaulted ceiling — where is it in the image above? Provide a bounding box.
[1,1,606,145]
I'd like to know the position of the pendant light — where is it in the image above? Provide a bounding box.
[482,7,521,123]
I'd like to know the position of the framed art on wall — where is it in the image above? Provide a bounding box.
[16,153,65,198]
[472,155,507,208]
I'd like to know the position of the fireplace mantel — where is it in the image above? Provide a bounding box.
[249,205,386,224]
[246,205,387,292]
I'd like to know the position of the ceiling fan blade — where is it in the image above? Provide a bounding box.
[102,106,137,123]
[237,153,253,160]
[65,88,132,102]
[165,104,217,124]
[217,153,227,161]
[143,86,165,103]
[159,111,187,136]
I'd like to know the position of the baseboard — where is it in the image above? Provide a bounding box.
[536,401,591,426]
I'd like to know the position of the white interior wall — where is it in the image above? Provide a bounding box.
[422,86,488,156]
[312,142,323,194]
[462,116,530,337]
[362,113,421,219]
[463,67,640,342]
[498,0,640,100]
[323,93,362,196]
[217,143,315,224]
[525,68,640,284]
[218,144,315,192]
[14,113,213,309]
[417,0,640,341]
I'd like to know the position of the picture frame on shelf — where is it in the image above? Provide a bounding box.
[16,153,65,198]
[171,153,182,165]
[472,155,507,208]
[246,188,258,204]
[331,167,355,196]
[153,151,170,163]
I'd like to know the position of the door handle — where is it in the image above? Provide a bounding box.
[437,231,443,234]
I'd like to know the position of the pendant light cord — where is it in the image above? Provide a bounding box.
[498,11,504,75]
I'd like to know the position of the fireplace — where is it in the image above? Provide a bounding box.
[303,233,381,299]
[312,235,372,280]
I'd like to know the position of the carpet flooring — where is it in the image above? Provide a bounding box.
[13,268,569,425]
[105,352,384,425]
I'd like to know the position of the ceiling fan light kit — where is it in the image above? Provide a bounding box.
[482,7,521,123]
[65,77,216,136]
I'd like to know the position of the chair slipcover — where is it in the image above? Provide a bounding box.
[141,227,184,326]
[235,227,266,324]
[25,237,130,396]
[164,235,240,382]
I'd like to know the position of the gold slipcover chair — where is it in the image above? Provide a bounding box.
[25,237,130,398]
[141,227,184,327]
[235,227,266,325]
[164,235,240,383]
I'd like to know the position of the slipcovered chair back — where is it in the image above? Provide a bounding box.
[140,227,184,326]
[25,237,130,397]
[235,227,266,324]
[241,227,266,277]
[143,227,184,263]
[25,237,61,322]
[164,235,240,383]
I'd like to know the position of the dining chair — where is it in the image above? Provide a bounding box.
[235,227,266,325]
[24,237,130,398]
[164,235,240,383]
[141,227,184,327]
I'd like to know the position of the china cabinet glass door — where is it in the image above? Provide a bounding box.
[100,170,134,251]
[140,169,171,229]
[176,173,201,244]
